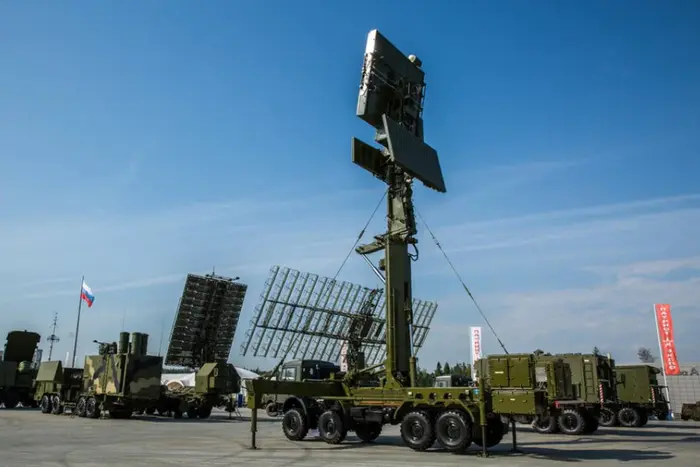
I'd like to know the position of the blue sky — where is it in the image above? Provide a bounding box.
[1,1,698,371]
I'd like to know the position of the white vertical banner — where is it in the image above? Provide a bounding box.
[470,326,482,377]
[339,341,349,372]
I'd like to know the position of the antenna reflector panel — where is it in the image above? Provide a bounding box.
[166,273,248,368]
[383,114,446,193]
[351,137,387,183]
[239,265,437,366]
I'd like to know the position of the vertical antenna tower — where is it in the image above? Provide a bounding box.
[47,312,60,361]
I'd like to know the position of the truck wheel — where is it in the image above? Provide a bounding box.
[617,407,642,427]
[557,408,587,435]
[532,415,559,434]
[51,395,63,414]
[40,395,52,414]
[85,397,100,419]
[318,410,347,445]
[145,407,156,415]
[75,397,87,417]
[598,408,617,427]
[198,405,212,419]
[282,408,309,441]
[473,412,505,447]
[639,411,649,427]
[3,393,18,409]
[435,410,472,453]
[187,407,200,419]
[354,422,382,442]
[400,410,435,451]
[582,411,599,434]
[265,402,278,417]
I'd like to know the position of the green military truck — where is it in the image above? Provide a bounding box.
[258,359,341,417]
[476,353,603,435]
[0,330,41,409]
[524,353,615,435]
[599,364,669,427]
[146,361,240,418]
[680,402,700,421]
[33,360,84,414]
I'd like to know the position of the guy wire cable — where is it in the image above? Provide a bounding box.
[415,208,509,355]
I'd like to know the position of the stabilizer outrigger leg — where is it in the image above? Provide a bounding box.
[510,417,522,453]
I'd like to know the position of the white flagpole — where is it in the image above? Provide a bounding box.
[71,275,85,368]
[653,303,673,419]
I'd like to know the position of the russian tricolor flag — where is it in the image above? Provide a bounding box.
[81,281,95,307]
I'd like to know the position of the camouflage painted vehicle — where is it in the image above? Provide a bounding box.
[0,330,41,408]
[145,361,240,418]
[680,402,700,421]
[33,360,84,414]
[600,364,669,427]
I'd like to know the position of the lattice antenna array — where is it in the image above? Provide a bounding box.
[239,265,437,366]
[166,273,248,369]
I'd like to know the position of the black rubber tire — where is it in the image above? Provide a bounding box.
[85,397,100,419]
[198,405,212,419]
[618,407,642,427]
[75,397,87,417]
[473,412,505,447]
[318,410,347,445]
[582,411,599,434]
[435,410,472,453]
[282,408,309,441]
[145,407,156,415]
[51,395,63,415]
[354,422,382,443]
[639,411,649,427]
[558,408,587,435]
[187,407,200,419]
[3,393,18,409]
[265,402,278,417]
[40,395,52,414]
[401,410,435,451]
[532,415,559,434]
[598,408,618,427]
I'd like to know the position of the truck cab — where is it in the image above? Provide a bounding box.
[434,374,472,388]
[261,359,340,416]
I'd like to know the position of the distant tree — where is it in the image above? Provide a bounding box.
[637,347,655,363]
[593,347,600,356]
[435,362,442,376]
[443,362,452,374]
[534,349,545,356]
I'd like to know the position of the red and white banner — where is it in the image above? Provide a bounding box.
[654,304,680,376]
[470,326,482,368]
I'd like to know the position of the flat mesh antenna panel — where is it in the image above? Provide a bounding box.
[166,273,248,368]
[240,266,437,366]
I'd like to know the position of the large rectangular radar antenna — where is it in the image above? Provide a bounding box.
[355,29,446,193]
[353,29,447,388]
[239,265,437,366]
[165,273,248,368]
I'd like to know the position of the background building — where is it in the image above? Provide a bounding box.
[664,362,700,416]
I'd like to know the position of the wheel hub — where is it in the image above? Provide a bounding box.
[409,421,424,440]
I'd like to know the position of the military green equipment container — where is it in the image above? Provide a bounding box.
[598,364,669,427]
[33,360,84,414]
[147,361,241,419]
[0,330,41,408]
[680,401,700,421]
[523,353,614,435]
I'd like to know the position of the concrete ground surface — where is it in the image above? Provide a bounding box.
[1,408,698,467]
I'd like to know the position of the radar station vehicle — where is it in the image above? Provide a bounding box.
[0,330,41,409]
[600,364,669,427]
[245,29,573,456]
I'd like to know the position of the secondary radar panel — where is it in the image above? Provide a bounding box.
[239,265,437,366]
[166,273,248,368]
